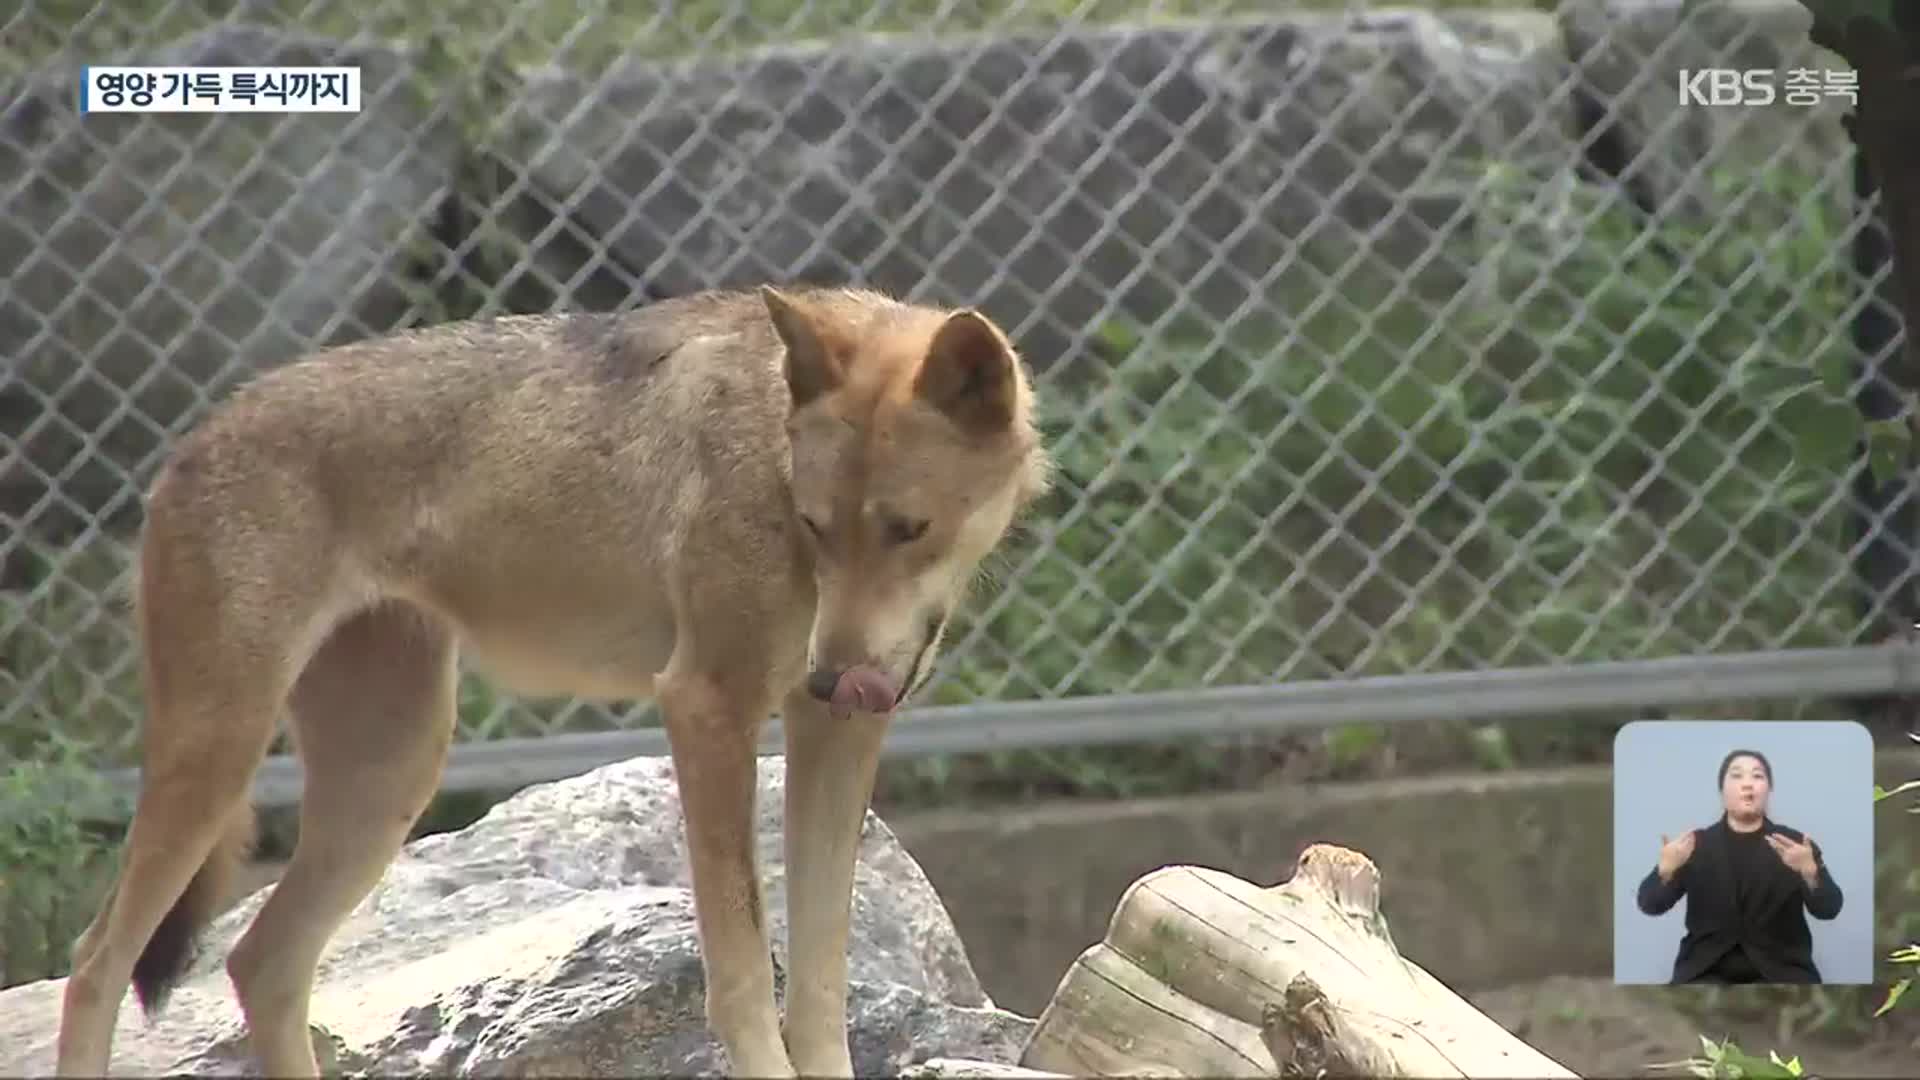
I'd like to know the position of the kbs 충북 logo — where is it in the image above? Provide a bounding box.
[1677,67,1858,107]
[80,65,362,113]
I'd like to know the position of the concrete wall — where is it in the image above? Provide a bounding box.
[890,750,1918,1016]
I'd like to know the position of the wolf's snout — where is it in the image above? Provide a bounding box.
[806,667,899,715]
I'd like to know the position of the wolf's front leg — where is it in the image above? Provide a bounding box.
[780,688,892,1077]
[659,666,794,1078]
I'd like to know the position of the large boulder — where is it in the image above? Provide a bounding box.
[489,8,1576,376]
[1557,0,1851,221]
[0,757,1034,1076]
[1,1,1860,547]
[0,24,460,539]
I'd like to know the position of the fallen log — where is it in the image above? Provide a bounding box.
[1019,844,1579,1078]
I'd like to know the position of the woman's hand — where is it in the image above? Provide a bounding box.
[1657,829,1697,882]
[1767,832,1820,883]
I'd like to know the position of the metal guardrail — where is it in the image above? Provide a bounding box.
[99,641,1920,810]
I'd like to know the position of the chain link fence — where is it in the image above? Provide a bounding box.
[1,0,1913,777]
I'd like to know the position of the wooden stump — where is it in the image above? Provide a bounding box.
[1019,844,1579,1078]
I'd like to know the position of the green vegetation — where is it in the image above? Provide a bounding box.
[878,160,1893,804]
[0,542,140,767]
[0,739,127,987]
[1657,1037,1810,1079]
[1870,755,1919,1020]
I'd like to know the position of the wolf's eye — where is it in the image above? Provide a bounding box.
[885,517,930,546]
[801,514,826,539]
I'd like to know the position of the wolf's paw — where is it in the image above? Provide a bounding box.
[787,1033,855,1079]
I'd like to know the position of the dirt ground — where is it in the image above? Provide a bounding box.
[1469,975,1919,1078]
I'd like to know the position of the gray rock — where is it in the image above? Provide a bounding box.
[493,9,1576,375]
[0,24,459,537]
[2,4,1859,546]
[1557,0,1851,218]
[0,757,1034,1076]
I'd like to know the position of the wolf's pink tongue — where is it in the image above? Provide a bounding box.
[830,667,899,715]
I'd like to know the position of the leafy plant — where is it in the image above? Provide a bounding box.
[1652,1036,1806,1079]
[0,739,130,988]
[1870,733,1920,1018]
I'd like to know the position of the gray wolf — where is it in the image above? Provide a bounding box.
[52,285,1052,1077]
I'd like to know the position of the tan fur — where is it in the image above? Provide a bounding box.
[53,286,1052,1078]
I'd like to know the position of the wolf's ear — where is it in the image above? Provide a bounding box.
[762,286,841,409]
[915,309,1017,435]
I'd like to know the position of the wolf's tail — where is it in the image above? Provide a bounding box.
[130,804,256,1015]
